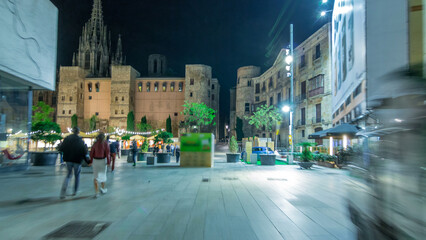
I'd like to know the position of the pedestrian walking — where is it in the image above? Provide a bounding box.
[90,132,110,198]
[166,144,171,153]
[175,145,180,163]
[170,144,175,156]
[59,127,88,199]
[108,137,119,172]
[131,139,137,166]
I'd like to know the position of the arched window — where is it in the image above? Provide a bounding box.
[122,96,124,101]
[138,82,142,92]
[178,82,183,92]
[154,82,158,92]
[95,82,100,92]
[88,83,92,92]
[121,110,124,114]
[80,83,83,89]
[162,82,167,92]
[115,96,118,102]
[170,82,175,92]
[146,82,151,92]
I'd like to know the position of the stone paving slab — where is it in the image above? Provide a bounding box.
[0,153,356,240]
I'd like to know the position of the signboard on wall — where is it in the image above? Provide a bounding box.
[0,0,58,90]
[331,0,366,112]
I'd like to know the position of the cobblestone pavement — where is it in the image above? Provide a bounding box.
[0,149,356,240]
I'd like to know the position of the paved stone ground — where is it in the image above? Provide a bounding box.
[0,145,357,240]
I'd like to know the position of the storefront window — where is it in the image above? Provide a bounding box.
[0,88,31,169]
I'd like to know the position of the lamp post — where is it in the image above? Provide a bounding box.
[225,124,229,143]
[283,24,294,164]
[282,105,293,164]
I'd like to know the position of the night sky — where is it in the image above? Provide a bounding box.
[51,0,333,133]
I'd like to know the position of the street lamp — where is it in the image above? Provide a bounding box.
[283,23,294,164]
[225,125,229,143]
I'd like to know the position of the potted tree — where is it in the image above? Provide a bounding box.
[298,142,315,169]
[138,138,149,161]
[121,134,132,156]
[30,102,62,166]
[226,136,240,162]
[156,131,173,163]
[181,101,216,133]
[244,104,281,165]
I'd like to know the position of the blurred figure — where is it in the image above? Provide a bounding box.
[347,71,425,239]
[90,132,110,198]
[170,144,175,156]
[59,127,87,199]
[175,145,180,163]
[131,139,137,166]
[107,136,119,172]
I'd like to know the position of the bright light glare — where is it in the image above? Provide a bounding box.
[394,118,403,122]
[320,11,326,17]
[285,55,293,64]
[282,106,290,112]
[322,0,328,3]
[285,65,290,71]
[226,125,228,129]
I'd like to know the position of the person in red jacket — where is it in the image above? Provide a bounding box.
[90,132,110,198]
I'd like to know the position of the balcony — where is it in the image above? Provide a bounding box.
[310,117,324,125]
[308,87,324,98]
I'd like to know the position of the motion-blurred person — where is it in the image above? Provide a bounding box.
[175,145,180,163]
[131,139,137,166]
[107,137,119,172]
[90,132,110,198]
[59,127,87,199]
[170,144,175,156]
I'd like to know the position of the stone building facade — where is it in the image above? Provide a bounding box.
[231,23,332,147]
[54,0,220,138]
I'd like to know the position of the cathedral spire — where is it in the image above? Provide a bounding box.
[90,0,104,27]
[112,34,123,65]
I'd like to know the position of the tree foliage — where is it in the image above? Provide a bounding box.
[236,117,244,141]
[229,136,239,153]
[298,142,315,162]
[181,101,216,132]
[71,114,78,128]
[137,116,152,132]
[127,111,135,131]
[89,115,97,131]
[32,101,54,123]
[140,138,149,153]
[244,105,281,132]
[166,115,172,133]
[157,131,173,144]
[31,121,62,150]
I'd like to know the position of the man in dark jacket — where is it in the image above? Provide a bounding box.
[59,127,87,199]
[131,140,138,166]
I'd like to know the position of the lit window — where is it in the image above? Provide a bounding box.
[154,82,158,92]
[95,82,100,92]
[88,83,92,92]
[162,82,167,92]
[170,82,175,92]
[179,82,183,92]
[146,82,151,92]
[138,82,142,92]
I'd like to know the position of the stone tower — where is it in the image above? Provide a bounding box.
[72,0,123,77]
[148,54,167,77]
[236,66,261,137]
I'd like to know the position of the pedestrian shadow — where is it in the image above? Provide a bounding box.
[0,195,93,209]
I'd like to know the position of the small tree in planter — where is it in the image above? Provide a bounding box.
[244,105,281,165]
[138,138,150,161]
[31,101,62,165]
[156,131,173,163]
[226,136,240,162]
[298,142,315,169]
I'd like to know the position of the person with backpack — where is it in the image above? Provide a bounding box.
[59,127,88,199]
[107,136,119,172]
[90,132,110,198]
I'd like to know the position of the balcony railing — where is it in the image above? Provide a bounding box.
[310,117,324,124]
[308,87,324,98]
